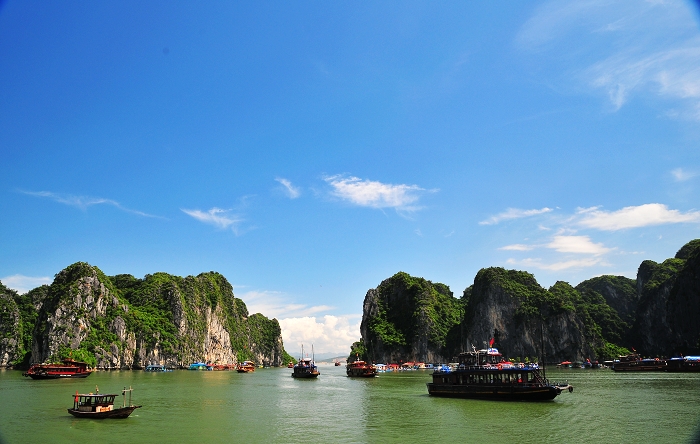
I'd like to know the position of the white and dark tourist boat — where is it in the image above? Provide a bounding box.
[426,346,573,401]
[67,386,141,419]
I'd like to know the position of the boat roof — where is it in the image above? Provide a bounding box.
[74,393,118,398]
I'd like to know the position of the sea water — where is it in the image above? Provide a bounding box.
[1,366,699,443]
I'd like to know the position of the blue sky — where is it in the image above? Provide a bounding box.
[2,1,700,354]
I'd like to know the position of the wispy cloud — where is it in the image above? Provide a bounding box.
[672,167,699,182]
[275,177,301,199]
[576,203,700,231]
[499,244,535,251]
[1,274,52,294]
[20,190,161,218]
[240,289,333,319]
[479,207,553,225]
[324,174,432,211]
[517,0,700,118]
[181,207,242,233]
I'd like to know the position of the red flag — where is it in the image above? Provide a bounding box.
[489,338,494,347]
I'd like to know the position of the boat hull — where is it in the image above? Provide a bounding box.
[292,373,320,378]
[426,382,560,401]
[26,372,91,379]
[67,406,141,419]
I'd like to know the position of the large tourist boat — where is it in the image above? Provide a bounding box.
[236,361,256,373]
[426,347,573,401]
[23,358,92,379]
[346,360,377,377]
[611,353,666,371]
[67,386,141,419]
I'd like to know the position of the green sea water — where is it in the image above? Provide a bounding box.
[1,366,699,443]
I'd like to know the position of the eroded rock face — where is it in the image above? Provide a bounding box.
[29,262,288,368]
[0,293,21,367]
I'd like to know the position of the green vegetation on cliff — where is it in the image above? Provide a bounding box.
[8,262,290,368]
[365,272,463,358]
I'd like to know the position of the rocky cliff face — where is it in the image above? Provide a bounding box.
[354,239,700,362]
[0,284,21,366]
[11,262,289,368]
[638,240,700,355]
[463,269,594,362]
[358,272,462,364]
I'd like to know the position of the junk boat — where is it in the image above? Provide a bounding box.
[23,359,92,379]
[67,386,141,419]
[426,347,573,401]
[292,345,320,378]
[346,360,377,377]
[236,361,256,373]
[611,353,666,371]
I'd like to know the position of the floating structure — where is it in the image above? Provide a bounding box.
[23,359,92,379]
[426,347,573,401]
[188,362,213,371]
[67,386,141,419]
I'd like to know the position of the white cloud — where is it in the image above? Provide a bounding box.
[324,174,430,211]
[279,315,361,355]
[1,274,52,294]
[20,190,160,218]
[507,257,605,271]
[181,207,241,233]
[672,167,699,182]
[479,207,553,225]
[546,235,612,255]
[275,177,301,199]
[237,288,359,354]
[499,244,535,251]
[576,203,700,231]
[240,289,333,319]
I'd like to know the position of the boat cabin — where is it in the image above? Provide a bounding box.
[73,393,118,413]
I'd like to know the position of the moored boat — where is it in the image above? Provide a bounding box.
[67,386,141,419]
[144,364,171,372]
[666,356,700,372]
[426,347,573,401]
[236,361,255,373]
[346,360,377,377]
[611,353,666,372]
[23,359,92,379]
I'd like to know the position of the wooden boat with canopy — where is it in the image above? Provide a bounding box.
[68,386,141,419]
[292,345,320,378]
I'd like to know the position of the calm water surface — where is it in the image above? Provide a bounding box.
[1,366,699,443]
